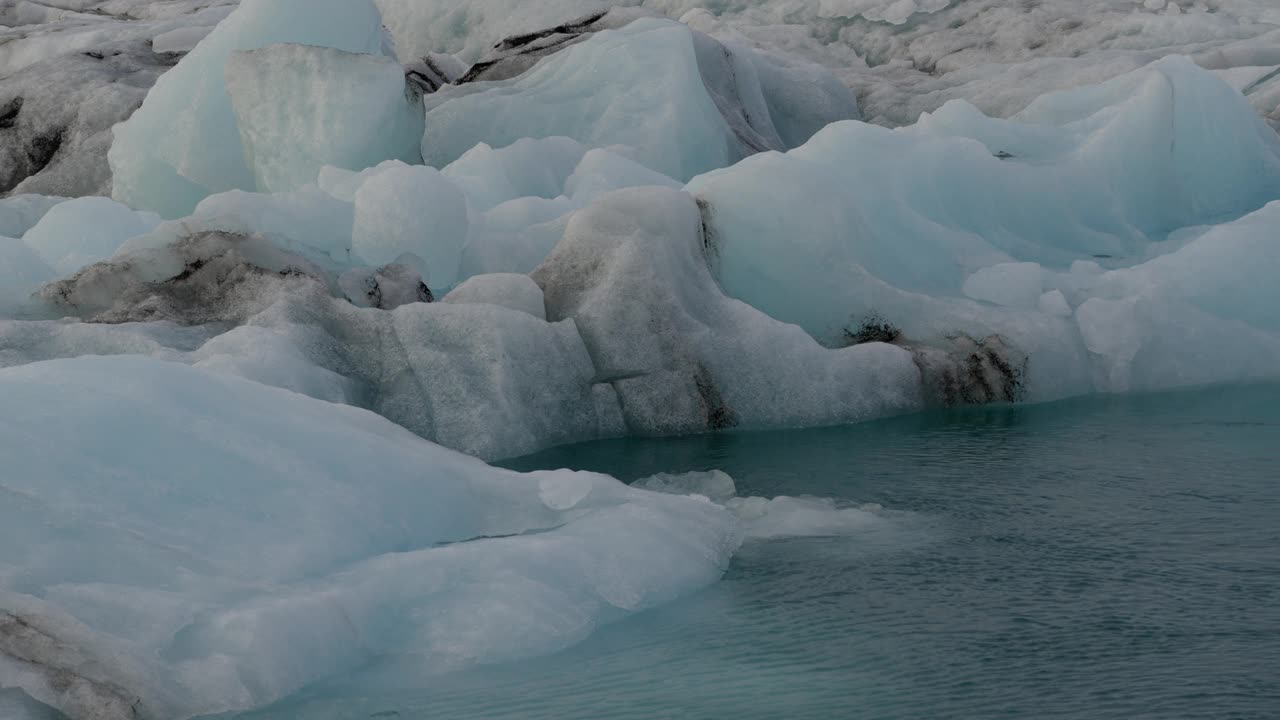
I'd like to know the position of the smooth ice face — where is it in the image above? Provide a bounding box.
[109,0,389,218]
[963,263,1044,310]
[226,44,423,194]
[20,196,161,274]
[1073,200,1280,392]
[421,19,734,181]
[0,355,739,720]
[689,57,1280,345]
[682,57,1280,401]
[351,164,469,287]
[420,17,859,182]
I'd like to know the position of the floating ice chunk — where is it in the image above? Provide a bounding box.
[728,495,894,540]
[352,164,470,288]
[962,262,1044,309]
[20,196,161,274]
[226,43,424,194]
[110,0,390,218]
[0,355,738,718]
[444,273,546,319]
[635,470,738,503]
[636,469,894,539]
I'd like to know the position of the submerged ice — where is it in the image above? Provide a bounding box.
[3,0,1280,717]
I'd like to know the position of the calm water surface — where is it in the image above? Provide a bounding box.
[244,384,1280,720]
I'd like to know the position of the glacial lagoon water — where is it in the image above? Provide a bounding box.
[237,384,1280,720]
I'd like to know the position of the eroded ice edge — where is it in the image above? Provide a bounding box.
[2,0,1279,717]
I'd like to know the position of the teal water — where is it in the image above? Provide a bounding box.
[245,384,1280,720]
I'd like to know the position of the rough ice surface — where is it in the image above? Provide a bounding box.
[443,273,547,319]
[4,1,1280,717]
[225,44,423,194]
[0,1,238,196]
[531,187,924,436]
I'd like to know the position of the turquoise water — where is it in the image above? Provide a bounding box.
[244,384,1280,720]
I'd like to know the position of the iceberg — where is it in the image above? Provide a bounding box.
[688,56,1280,400]
[4,53,1279,457]
[420,16,860,181]
[0,355,739,720]
[3,3,1280,717]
